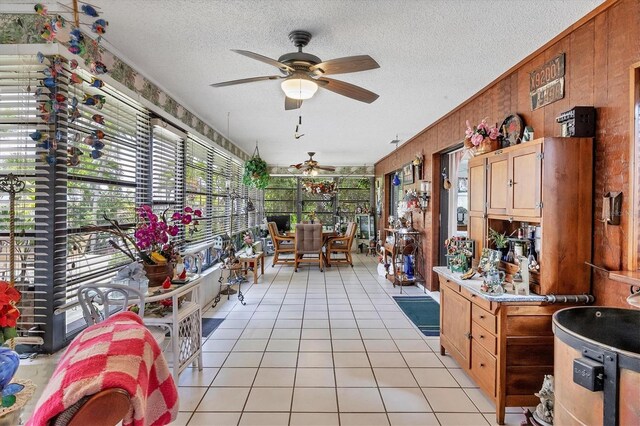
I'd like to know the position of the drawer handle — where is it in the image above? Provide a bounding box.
[479,335,484,339]
[470,294,476,298]
[480,363,485,367]
[479,315,485,319]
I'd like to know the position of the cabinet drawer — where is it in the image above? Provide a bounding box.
[472,305,497,334]
[461,287,493,311]
[471,340,497,397]
[472,321,497,355]
[439,275,460,293]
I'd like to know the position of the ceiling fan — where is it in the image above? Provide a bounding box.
[210,30,380,110]
[289,152,337,175]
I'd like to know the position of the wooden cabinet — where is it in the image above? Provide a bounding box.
[440,282,471,368]
[468,157,487,263]
[469,137,594,295]
[436,269,575,425]
[487,153,509,215]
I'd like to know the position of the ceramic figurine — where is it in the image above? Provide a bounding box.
[81,4,100,17]
[534,375,555,425]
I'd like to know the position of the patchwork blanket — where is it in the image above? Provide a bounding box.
[28,311,178,426]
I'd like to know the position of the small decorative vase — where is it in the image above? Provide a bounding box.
[143,263,173,288]
[404,256,414,280]
[474,138,499,155]
[0,347,19,391]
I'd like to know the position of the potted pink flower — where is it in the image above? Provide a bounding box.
[464,119,500,155]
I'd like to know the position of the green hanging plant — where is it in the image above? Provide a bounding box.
[243,144,270,189]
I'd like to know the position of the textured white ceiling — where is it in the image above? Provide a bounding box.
[40,0,602,166]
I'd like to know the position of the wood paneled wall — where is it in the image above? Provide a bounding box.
[374,0,640,307]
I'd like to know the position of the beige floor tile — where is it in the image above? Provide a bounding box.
[464,387,496,412]
[332,339,366,352]
[373,368,418,387]
[290,412,339,426]
[448,368,479,388]
[241,328,274,339]
[303,319,330,328]
[178,387,207,412]
[388,329,424,340]
[260,352,298,367]
[379,387,431,412]
[335,367,377,387]
[275,319,302,328]
[253,367,296,387]
[333,352,371,367]
[435,353,461,368]
[422,387,478,412]
[171,411,191,426]
[202,339,237,352]
[359,328,392,339]
[368,352,408,368]
[299,339,333,352]
[298,351,334,367]
[266,339,300,352]
[364,339,399,352]
[201,352,230,368]
[395,340,432,352]
[269,329,301,339]
[387,412,439,426]
[301,328,331,339]
[401,352,444,368]
[210,328,244,339]
[411,368,459,387]
[211,367,258,387]
[330,329,361,339]
[197,387,250,412]
[233,339,269,352]
[178,367,219,387]
[188,412,242,426]
[244,387,293,412]
[239,412,290,425]
[337,388,385,412]
[292,388,338,412]
[435,412,490,425]
[483,412,527,426]
[340,413,390,426]
[223,352,264,368]
[295,367,336,387]
[330,319,359,328]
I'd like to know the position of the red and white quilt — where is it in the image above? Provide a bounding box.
[28,311,178,426]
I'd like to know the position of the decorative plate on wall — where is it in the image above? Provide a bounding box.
[500,114,524,147]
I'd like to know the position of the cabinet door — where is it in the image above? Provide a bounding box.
[441,286,471,368]
[468,214,485,264]
[468,157,486,215]
[508,144,542,217]
[487,153,509,215]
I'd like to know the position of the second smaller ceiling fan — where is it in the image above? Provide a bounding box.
[289,152,336,176]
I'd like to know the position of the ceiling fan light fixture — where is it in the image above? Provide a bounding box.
[281,77,318,100]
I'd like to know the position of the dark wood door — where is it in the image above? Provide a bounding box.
[487,153,509,215]
[508,144,542,217]
[441,286,472,368]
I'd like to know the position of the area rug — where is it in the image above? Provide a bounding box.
[392,296,440,336]
[202,318,225,337]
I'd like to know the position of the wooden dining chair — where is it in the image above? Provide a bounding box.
[294,223,324,272]
[326,221,357,267]
[267,221,295,266]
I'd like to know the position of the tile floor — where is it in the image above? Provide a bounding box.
[19,253,530,425]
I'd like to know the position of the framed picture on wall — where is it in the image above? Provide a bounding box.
[402,163,414,184]
[458,177,468,193]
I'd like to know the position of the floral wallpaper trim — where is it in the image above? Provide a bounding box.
[0,13,249,161]
[268,165,374,176]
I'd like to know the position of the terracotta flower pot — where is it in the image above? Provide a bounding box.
[474,137,499,155]
[143,263,173,288]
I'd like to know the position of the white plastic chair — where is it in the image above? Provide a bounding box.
[77,283,170,348]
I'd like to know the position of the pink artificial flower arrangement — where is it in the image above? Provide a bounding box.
[93,205,202,265]
[464,119,499,146]
[242,231,253,248]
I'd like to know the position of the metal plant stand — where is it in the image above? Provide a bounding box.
[390,229,425,294]
[213,264,246,307]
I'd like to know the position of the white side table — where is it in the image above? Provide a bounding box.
[144,276,203,379]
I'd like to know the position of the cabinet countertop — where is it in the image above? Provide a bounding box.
[433,266,548,302]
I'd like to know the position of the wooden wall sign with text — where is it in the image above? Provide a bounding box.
[529,53,565,110]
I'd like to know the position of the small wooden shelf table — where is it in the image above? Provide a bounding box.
[238,251,265,284]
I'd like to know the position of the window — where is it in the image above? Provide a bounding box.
[337,177,372,217]
[151,119,184,213]
[65,67,151,332]
[264,177,298,230]
[185,136,211,248]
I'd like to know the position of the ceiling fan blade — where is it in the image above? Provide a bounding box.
[309,55,380,76]
[231,49,294,73]
[289,163,303,169]
[210,75,283,87]
[316,166,336,171]
[317,77,379,103]
[285,97,302,110]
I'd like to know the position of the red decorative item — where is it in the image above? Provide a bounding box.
[161,277,172,289]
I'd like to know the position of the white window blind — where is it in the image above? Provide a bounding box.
[151,121,184,213]
[212,148,231,235]
[185,135,211,247]
[64,67,151,324]
[0,55,50,338]
[230,158,247,234]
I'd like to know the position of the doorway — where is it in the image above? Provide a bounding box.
[438,145,470,265]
